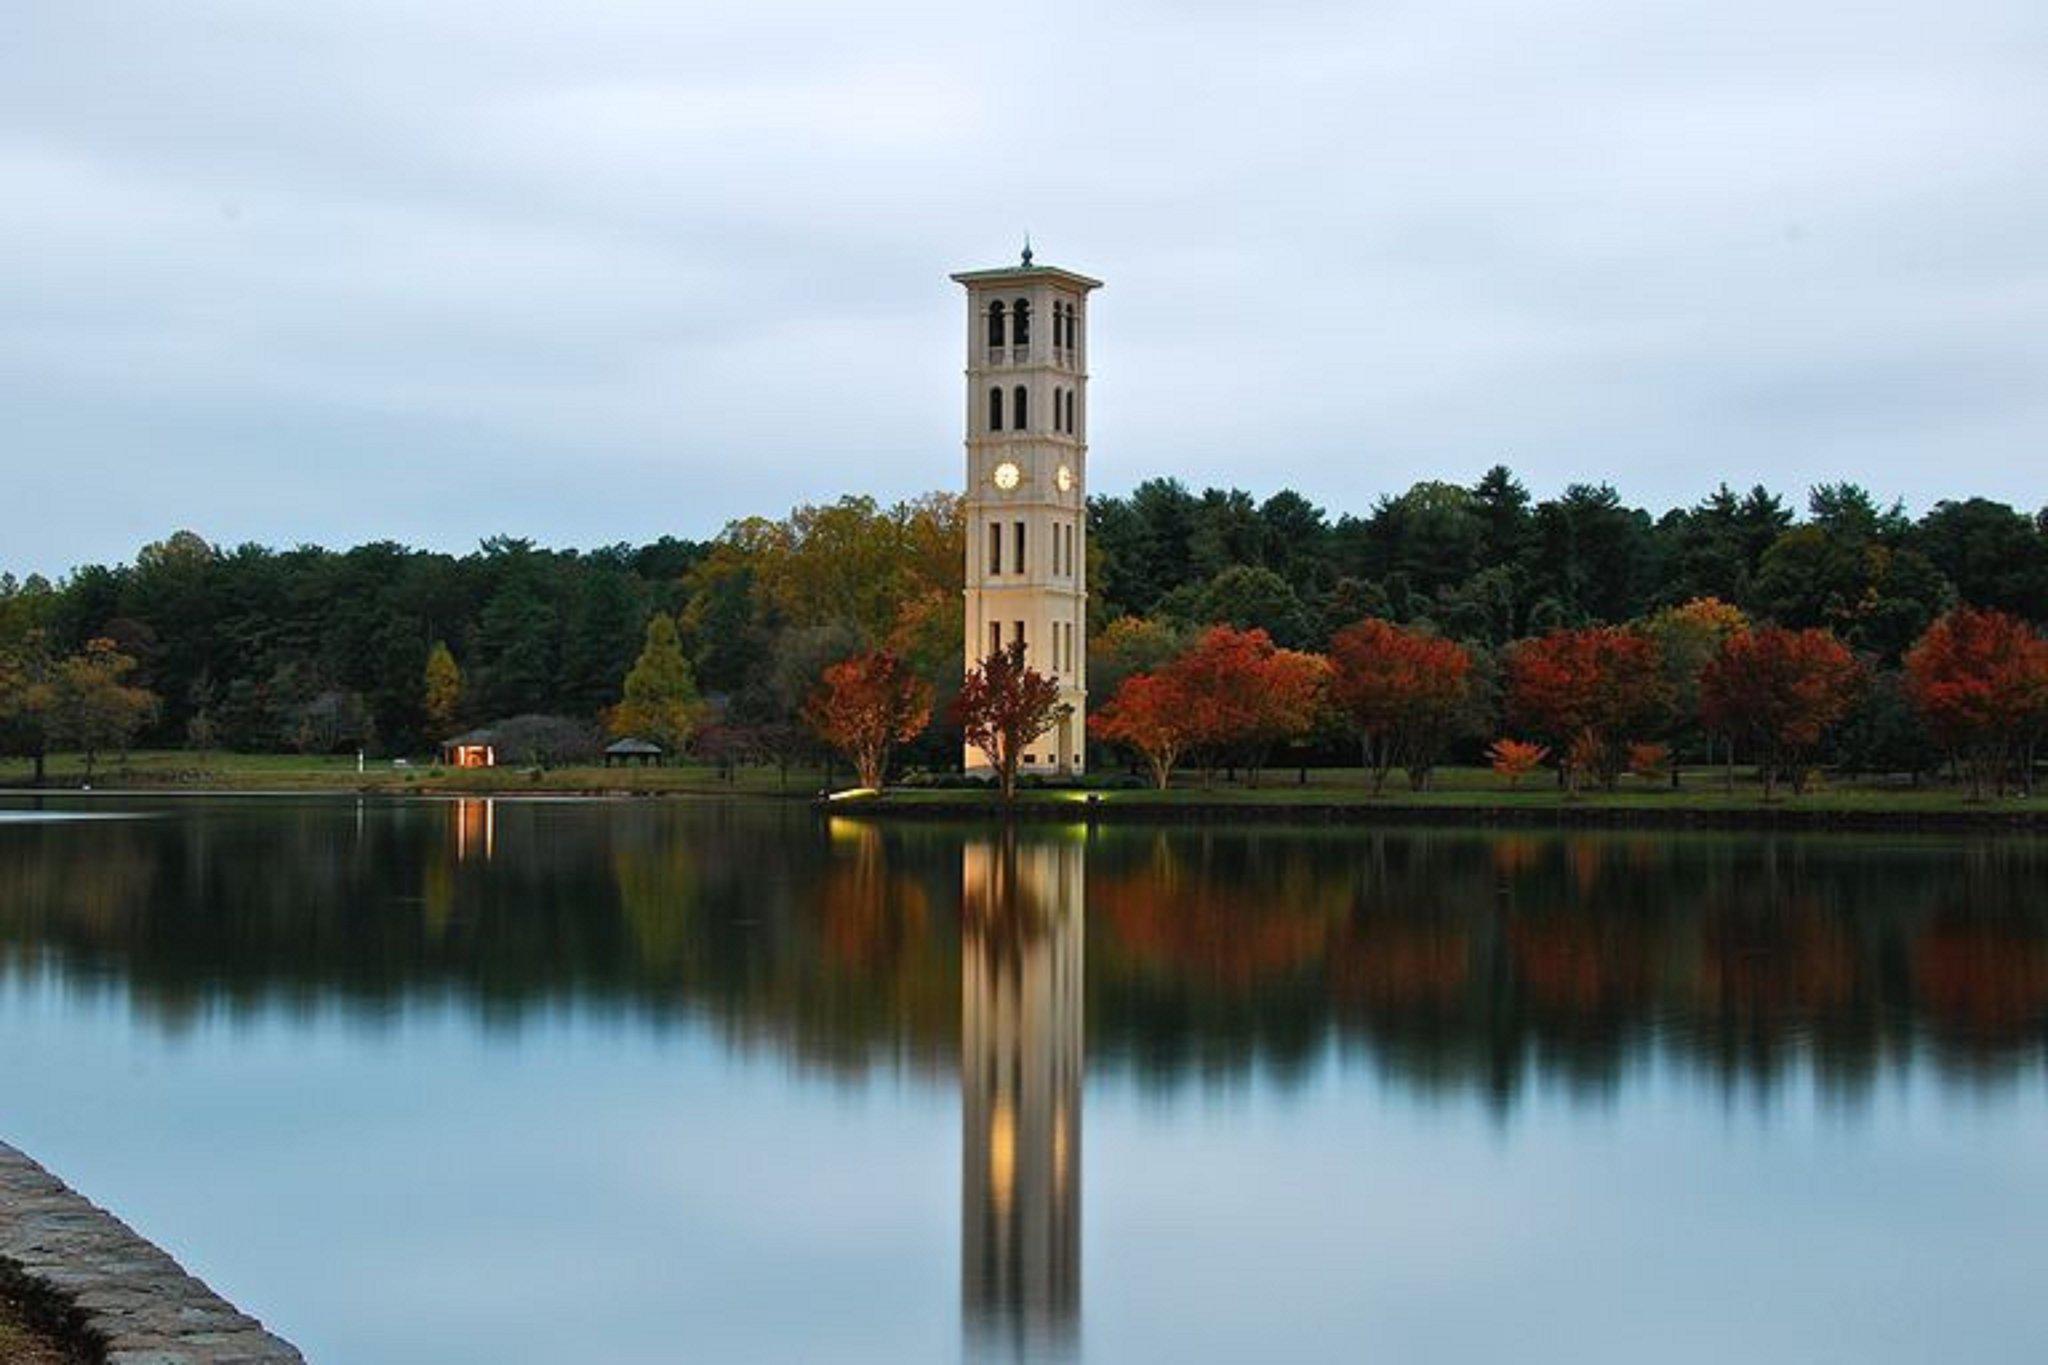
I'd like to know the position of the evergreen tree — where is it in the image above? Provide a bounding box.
[608,613,701,753]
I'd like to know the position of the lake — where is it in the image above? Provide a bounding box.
[1,795,2044,1363]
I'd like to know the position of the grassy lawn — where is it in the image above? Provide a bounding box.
[0,749,829,797]
[867,764,2040,815]
[3,752,2036,817]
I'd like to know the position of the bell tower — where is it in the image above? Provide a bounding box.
[954,246,1101,775]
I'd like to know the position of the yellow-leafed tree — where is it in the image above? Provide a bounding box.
[608,613,702,754]
[423,641,463,736]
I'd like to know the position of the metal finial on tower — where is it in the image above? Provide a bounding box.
[1020,234,1033,267]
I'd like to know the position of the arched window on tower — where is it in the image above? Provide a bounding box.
[1012,298,1030,346]
[1013,385,1028,430]
[1056,303,1070,349]
[1065,389,1076,433]
[988,386,1003,431]
[1053,386,1064,432]
[986,301,1006,350]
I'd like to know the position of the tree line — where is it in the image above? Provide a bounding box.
[3,469,2046,787]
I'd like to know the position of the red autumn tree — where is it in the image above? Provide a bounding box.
[953,640,1064,801]
[1157,626,1326,785]
[1328,617,1475,793]
[803,650,934,790]
[1698,627,1863,799]
[1505,627,1670,791]
[1904,608,2048,797]
[1093,670,1196,790]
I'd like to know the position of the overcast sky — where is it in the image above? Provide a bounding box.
[5,1,2044,576]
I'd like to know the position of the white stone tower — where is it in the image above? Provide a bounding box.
[954,246,1100,776]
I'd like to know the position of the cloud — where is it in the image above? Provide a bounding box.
[3,0,2045,574]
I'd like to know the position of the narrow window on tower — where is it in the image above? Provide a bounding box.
[1013,620,1026,653]
[989,622,1001,658]
[1013,385,1027,430]
[988,520,1002,575]
[988,386,1003,432]
[1014,520,1026,575]
[1065,390,1076,432]
[1012,298,1030,346]
[986,301,1006,349]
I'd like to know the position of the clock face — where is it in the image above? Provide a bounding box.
[1055,465,1075,493]
[992,461,1021,491]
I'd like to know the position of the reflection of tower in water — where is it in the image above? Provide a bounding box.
[961,836,1083,1354]
[452,798,495,862]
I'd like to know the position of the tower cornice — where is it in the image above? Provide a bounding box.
[951,265,1103,291]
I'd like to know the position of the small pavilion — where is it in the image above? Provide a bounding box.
[604,737,666,768]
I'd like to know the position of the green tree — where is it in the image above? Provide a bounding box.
[608,613,702,753]
[561,570,645,714]
[475,573,560,716]
[1915,498,2048,623]
[1187,565,1315,649]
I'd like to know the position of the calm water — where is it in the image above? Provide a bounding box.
[2,797,2045,1363]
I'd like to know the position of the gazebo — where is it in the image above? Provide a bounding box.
[440,728,498,768]
[604,737,666,768]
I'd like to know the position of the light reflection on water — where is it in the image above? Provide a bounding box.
[0,796,2044,1363]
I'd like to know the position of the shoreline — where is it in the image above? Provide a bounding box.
[0,1142,301,1363]
[818,794,2048,833]
[6,781,2044,833]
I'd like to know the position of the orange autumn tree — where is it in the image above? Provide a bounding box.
[1904,608,2048,798]
[1094,670,1196,790]
[804,650,934,790]
[1698,627,1863,799]
[953,640,1063,801]
[1327,617,1475,793]
[1158,626,1326,786]
[1505,626,1670,792]
[1242,646,1330,787]
[1487,739,1548,787]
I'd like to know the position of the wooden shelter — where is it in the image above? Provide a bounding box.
[604,737,666,768]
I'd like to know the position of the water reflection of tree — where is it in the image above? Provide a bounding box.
[1,807,2045,1102]
[1083,828,2048,1103]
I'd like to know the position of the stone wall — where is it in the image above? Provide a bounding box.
[0,1141,302,1364]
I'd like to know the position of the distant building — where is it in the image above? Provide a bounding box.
[440,729,496,768]
[954,246,1100,775]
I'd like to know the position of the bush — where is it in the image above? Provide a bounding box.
[488,714,604,768]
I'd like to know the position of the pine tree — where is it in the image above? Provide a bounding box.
[609,613,701,753]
